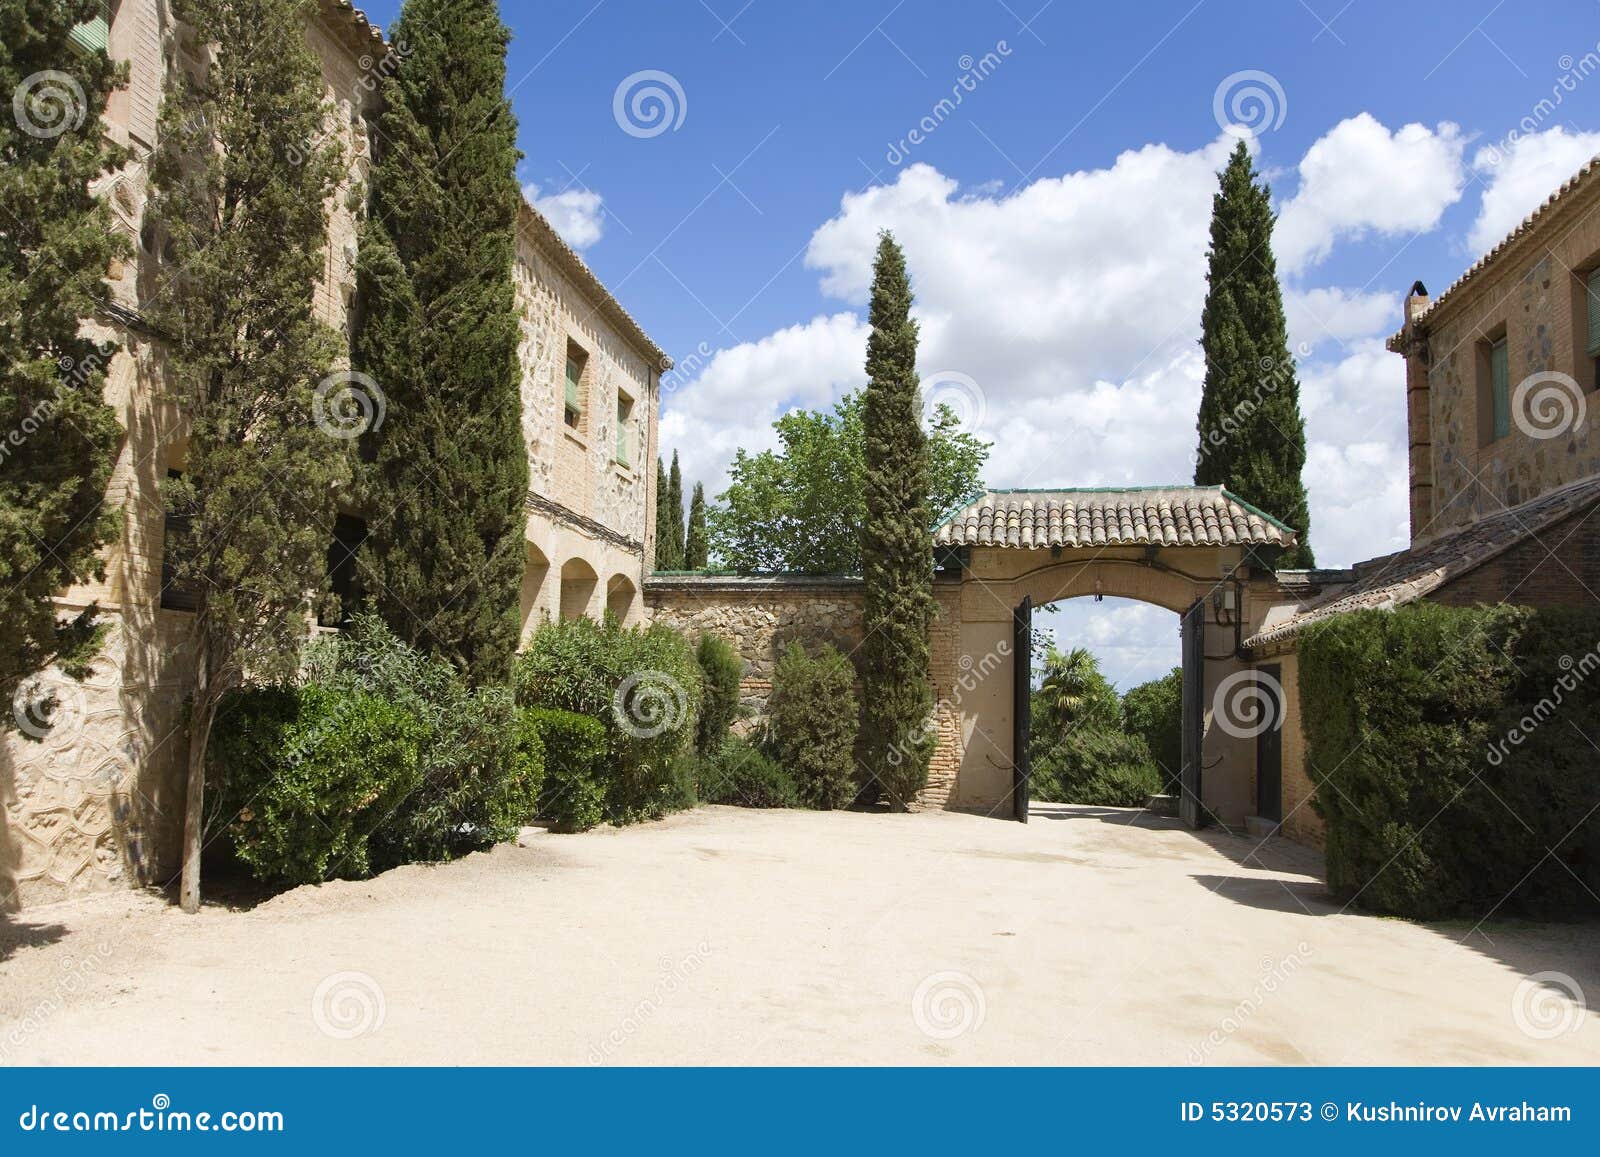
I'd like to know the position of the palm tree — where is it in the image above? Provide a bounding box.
[1035,645,1115,736]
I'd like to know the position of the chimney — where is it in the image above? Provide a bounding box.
[1400,280,1433,543]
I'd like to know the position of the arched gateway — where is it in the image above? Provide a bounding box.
[647,485,1326,831]
[932,486,1300,829]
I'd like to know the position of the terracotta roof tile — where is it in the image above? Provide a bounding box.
[934,487,1297,550]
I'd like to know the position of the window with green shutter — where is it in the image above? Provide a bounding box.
[1490,337,1510,442]
[615,393,633,466]
[564,345,585,430]
[68,1,111,55]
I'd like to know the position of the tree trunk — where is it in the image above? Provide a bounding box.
[179,635,212,914]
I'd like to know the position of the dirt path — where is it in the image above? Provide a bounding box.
[2,804,1597,1065]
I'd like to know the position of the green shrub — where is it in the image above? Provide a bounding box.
[1032,726,1160,806]
[699,736,799,808]
[209,684,425,884]
[694,633,743,756]
[1300,602,1600,919]
[302,616,543,867]
[514,616,703,825]
[526,707,609,832]
[768,641,858,809]
[1121,668,1182,794]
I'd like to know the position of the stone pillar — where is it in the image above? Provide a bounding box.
[1401,285,1434,543]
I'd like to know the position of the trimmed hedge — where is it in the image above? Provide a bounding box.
[514,616,703,826]
[694,633,743,756]
[1300,602,1600,919]
[768,641,858,810]
[527,707,609,833]
[699,736,800,808]
[1032,726,1161,806]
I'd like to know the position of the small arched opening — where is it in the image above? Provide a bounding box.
[606,573,637,624]
[520,541,551,642]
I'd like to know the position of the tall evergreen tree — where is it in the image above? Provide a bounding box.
[354,0,528,683]
[147,0,349,911]
[652,456,673,570]
[857,233,935,810]
[1193,141,1315,568]
[0,0,127,706]
[659,451,686,570]
[684,482,708,570]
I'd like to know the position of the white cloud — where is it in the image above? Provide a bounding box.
[1275,113,1467,273]
[1469,126,1600,254]
[524,182,606,250]
[1284,286,1396,352]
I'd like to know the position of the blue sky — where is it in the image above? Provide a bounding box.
[360,0,1600,685]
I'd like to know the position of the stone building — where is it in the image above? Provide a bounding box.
[1,1,668,909]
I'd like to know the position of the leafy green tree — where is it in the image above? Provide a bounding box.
[147,0,349,911]
[664,451,687,568]
[708,394,988,574]
[653,456,672,570]
[1032,644,1119,744]
[0,0,127,705]
[355,0,527,683]
[1121,667,1182,791]
[856,233,936,809]
[1193,141,1314,567]
[684,481,709,570]
[768,641,858,810]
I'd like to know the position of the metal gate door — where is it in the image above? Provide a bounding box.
[1179,600,1205,829]
[1012,595,1032,823]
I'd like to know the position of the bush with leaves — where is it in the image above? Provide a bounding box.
[1032,726,1160,807]
[525,707,609,832]
[768,641,858,809]
[208,685,425,885]
[1300,602,1600,919]
[699,736,799,808]
[1120,668,1182,794]
[514,616,703,824]
[695,633,743,756]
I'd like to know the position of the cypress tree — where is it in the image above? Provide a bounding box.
[1193,141,1315,568]
[684,482,708,570]
[857,232,935,810]
[146,0,349,910]
[355,0,528,683]
[653,456,673,570]
[0,0,126,705]
[660,451,686,570]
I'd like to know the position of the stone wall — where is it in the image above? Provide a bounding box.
[1403,178,1600,539]
[645,576,965,808]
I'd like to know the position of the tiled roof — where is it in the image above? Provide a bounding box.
[322,1,385,50]
[1386,152,1600,351]
[1244,474,1600,651]
[933,487,1297,550]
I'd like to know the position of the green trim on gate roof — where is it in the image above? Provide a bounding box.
[932,484,1299,537]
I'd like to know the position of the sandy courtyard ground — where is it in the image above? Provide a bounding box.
[2,803,1597,1065]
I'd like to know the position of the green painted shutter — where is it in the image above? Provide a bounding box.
[564,358,580,411]
[615,398,629,465]
[68,1,110,55]
[1586,270,1600,356]
[1491,338,1510,441]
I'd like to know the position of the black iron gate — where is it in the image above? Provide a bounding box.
[1012,595,1032,823]
[1255,663,1283,821]
[1179,600,1205,829]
